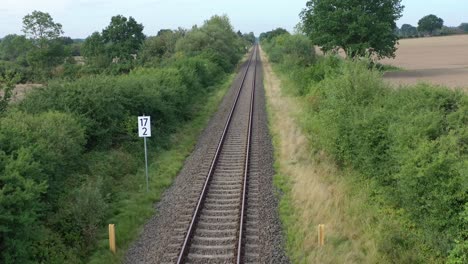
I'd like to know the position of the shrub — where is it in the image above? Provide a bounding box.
[263,44,468,260]
[0,110,85,263]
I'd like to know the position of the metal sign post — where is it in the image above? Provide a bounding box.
[138,115,151,192]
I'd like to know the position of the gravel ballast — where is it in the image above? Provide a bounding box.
[125,52,289,264]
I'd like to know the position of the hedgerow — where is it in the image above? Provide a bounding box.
[262,33,467,262]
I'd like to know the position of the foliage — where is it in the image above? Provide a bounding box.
[242,32,256,44]
[27,38,69,79]
[418,14,444,36]
[262,34,315,67]
[259,28,289,42]
[102,15,145,61]
[440,26,463,36]
[0,12,76,82]
[81,15,145,74]
[263,37,468,261]
[1,13,247,263]
[138,28,185,66]
[81,32,111,70]
[459,23,468,33]
[0,34,33,65]
[175,15,245,72]
[400,24,418,38]
[0,72,21,113]
[262,33,322,96]
[300,0,404,59]
[0,110,85,263]
[22,10,64,48]
[20,11,69,80]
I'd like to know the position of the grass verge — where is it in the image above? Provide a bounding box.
[86,73,235,264]
[261,47,416,263]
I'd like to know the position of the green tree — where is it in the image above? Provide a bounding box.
[0,154,47,264]
[102,15,145,61]
[300,0,404,58]
[82,32,110,68]
[26,38,68,79]
[175,15,244,72]
[0,34,33,65]
[22,10,63,48]
[259,28,289,42]
[139,28,185,65]
[458,23,468,33]
[400,24,418,37]
[418,14,444,36]
[22,11,67,79]
[242,32,256,44]
[0,110,85,263]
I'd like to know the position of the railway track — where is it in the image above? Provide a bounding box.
[160,45,260,264]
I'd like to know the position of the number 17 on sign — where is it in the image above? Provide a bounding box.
[138,116,151,192]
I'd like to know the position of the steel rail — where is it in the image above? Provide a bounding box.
[236,45,257,264]
[176,46,257,264]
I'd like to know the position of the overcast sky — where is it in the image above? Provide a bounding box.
[0,0,467,38]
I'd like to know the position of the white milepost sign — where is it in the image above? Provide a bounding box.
[138,116,151,137]
[138,116,151,192]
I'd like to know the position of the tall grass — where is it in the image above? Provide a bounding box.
[263,48,386,263]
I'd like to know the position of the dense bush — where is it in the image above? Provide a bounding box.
[262,33,315,67]
[0,111,85,263]
[175,15,246,72]
[263,35,467,261]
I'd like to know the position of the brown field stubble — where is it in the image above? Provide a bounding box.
[381,35,468,91]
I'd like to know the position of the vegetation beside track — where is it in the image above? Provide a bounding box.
[261,31,467,263]
[0,15,252,263]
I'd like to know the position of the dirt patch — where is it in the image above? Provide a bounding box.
[380,35,468,91]
[11,83,42,102]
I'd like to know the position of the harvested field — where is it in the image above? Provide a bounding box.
[380,35,468,91]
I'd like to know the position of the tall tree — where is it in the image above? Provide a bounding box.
[82,32,110,68]
[175,15,243,72]
[102,15,145,61]
[418,14,444,36]
[22,10,63,48]
[400,24,418,37]
[21,11,67,79]
[300,0,404,58]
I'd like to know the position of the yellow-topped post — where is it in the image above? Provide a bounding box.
[109,224,116,253]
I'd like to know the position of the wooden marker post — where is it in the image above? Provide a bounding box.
[109,224,116,253]
[318,224,325,246]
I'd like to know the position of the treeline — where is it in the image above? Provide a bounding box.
[0,14,251,263]
[0,10,256,83]
[397,14,468,38]
[262,31,467,263]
